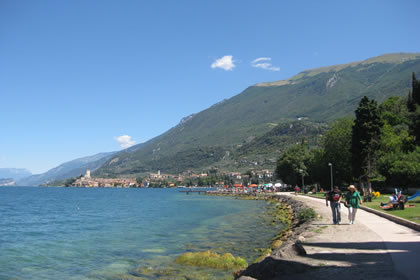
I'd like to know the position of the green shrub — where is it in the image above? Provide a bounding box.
[297,208,316,222]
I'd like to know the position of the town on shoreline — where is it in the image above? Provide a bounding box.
[57,168,278,189]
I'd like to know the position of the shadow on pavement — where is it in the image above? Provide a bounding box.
[237,241,413,280]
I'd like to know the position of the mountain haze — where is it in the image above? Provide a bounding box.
[17,152,115,186]
[0,168,32,181]
[95,53,420,177]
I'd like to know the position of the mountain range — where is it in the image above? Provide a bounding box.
[9,53,420,185]
[16,152,115,186]
[93,53,420,177]
[0,168,32,181]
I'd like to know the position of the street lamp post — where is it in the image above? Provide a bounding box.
[328,163,333,191]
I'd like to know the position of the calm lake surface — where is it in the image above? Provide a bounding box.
[0,187,284,279]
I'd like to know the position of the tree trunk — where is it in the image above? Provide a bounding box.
[360,181,364,196]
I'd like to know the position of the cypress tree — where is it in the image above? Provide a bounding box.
[412,72,420,106]
[407,89,415,112]
[351,96,383,180]
[410,106,420,146]
[408,72,420,145]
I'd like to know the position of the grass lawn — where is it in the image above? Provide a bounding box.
[301,192,326,199]
[363,194,420,223]
[301,192,420,224]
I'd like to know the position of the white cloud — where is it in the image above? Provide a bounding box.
[211,55,235,71]
[251,57,280,71]
[251,57,272,64]
[115,135,136,149]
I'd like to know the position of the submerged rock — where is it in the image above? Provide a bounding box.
[116,274,148,280]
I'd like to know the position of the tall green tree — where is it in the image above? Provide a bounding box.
[376,90,420,188]
[377,123,419,187]
[412,72,420,106]
[408,72,420,145]
[321,118,354,186]
[380,96,410,127]
[410,106,420,146]
[378,147,420,188]
[351,96,384,182]
[275,143,313,187]
[308,148,327,187]
[407,89,415,112]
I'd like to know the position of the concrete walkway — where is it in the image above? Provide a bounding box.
[289,194,420,280]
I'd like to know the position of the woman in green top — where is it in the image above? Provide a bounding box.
[345,185,363,224]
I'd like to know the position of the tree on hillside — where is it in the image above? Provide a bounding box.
[351,96,383,192]
[64,177,77,187]
[136,176,144,186]
[274,143,313,187]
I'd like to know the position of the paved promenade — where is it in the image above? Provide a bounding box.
[289,194,420,280]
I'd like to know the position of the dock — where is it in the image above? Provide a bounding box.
[179,190,208,194]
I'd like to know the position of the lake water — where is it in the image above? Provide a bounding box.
[0,187,284,279]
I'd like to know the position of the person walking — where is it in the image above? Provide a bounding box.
[326,186,343,224]
[345,185,363,224]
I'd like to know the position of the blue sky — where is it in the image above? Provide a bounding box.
[1,0,419,174]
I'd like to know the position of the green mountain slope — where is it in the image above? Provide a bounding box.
[95,53,420,176]
[232,120,328,167]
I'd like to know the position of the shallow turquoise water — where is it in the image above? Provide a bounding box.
[0,187,284,279]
